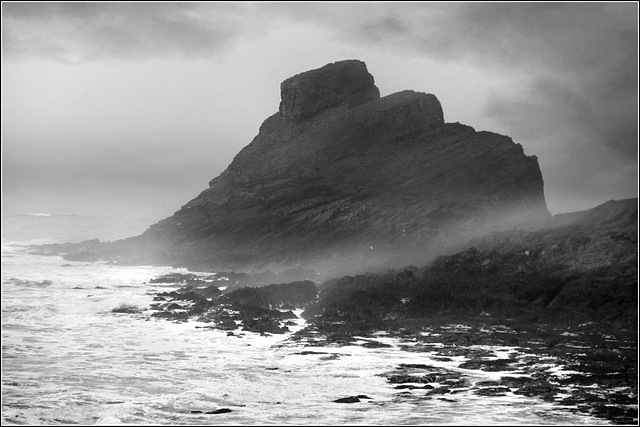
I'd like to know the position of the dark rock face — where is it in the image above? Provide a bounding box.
[301,197,637,329]
[279,59,380,122]
[38,59,550,276]
[219,280,317,309]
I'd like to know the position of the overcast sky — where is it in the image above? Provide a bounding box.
[2,2,638,237]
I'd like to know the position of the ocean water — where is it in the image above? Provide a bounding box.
[1,213,612,425]
[1,210,158,245]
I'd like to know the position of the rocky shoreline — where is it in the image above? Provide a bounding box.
[32,197,637,425]
[116,270,637,425]
[293,319,637,425]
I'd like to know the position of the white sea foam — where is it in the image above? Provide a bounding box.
[1,246,612,425]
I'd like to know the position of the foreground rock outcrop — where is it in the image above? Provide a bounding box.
[286,198,637,425]
[142,275,317,334]
[114,197,636,425]
[301,197,637,329]
[41,59,549,276]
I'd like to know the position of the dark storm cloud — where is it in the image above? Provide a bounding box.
[2,2,254,61]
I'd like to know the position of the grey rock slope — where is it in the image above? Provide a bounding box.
[58,60,553,276]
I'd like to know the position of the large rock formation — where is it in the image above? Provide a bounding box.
[46,60,552,276]
[303,197,638,329]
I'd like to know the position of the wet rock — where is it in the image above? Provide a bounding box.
[426,387,451,395]
[442,379,470,388]
[399,344,440,353]
[607,389,638,405]
[334,396,361,403]
[513,380,561,401]
[386,375,433,384]
[279,310,298,320]
[159,290,209,304]
[322,329,358,346]
[320,354,341,361]
[449,388,471,395]
[112,305,142,314]
[400,364,433,369]
[185,285,222,299]
[475,386,511,397]
[458,358,517,371]
[392,391,429,403]
[295,351,330,355]
[558,390,607,407]
[381,363,465,386]
[333,395,371,403]
[221,281,317,310]
[242,315,289,334]
[188,299,213,316]
[499,376,535,389]
[151,311,189,321]
[591,403,638,425]
[476,380,503,387]
[394,384,434,390]
[360,340,392,348]
[217,318,238,330]
[438,347,495,359]
[206,408,232,414]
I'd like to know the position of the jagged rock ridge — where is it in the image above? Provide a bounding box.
[70,60,552,275]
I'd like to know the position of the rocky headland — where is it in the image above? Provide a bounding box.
[30,60,637,423]
[34,59,550,277]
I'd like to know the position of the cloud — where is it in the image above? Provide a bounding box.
[3,2,637,213]
[2,2,260,62]
[266,2,638,210]
[272,3,637,154]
